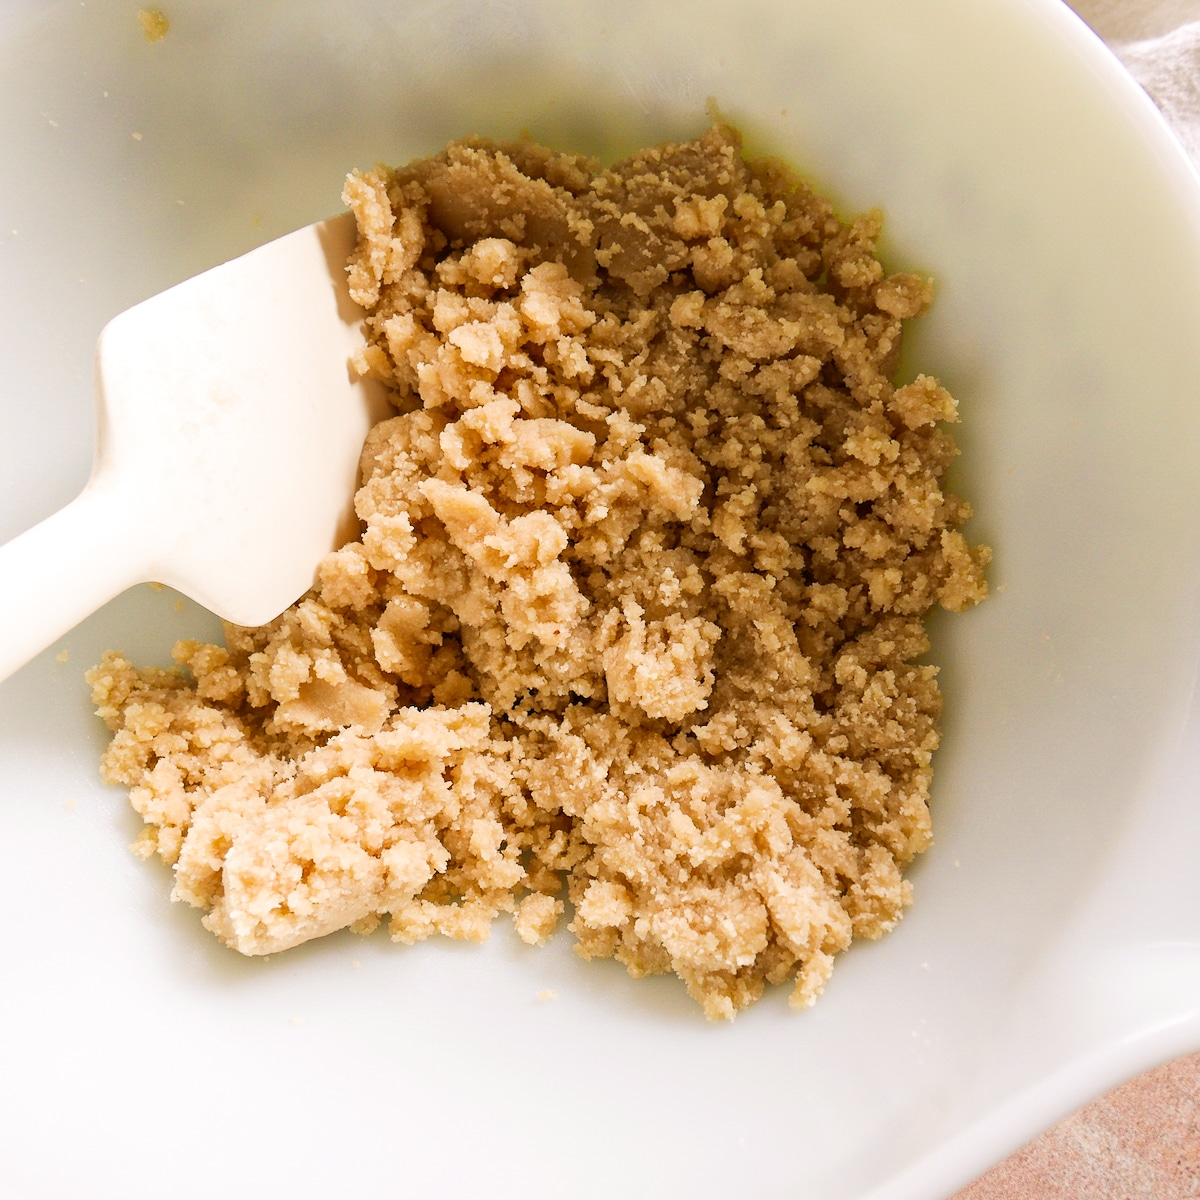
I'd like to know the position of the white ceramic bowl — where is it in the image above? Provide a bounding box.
[3,2,1200,1197]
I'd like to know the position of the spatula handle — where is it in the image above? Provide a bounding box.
[0,485,151,684]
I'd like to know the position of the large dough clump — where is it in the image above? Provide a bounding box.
[89,124,988,1019]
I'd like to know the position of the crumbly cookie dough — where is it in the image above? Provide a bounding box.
[89,123,989,1019]
[138,9,169,42]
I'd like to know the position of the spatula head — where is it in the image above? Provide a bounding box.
[94,213,389,627]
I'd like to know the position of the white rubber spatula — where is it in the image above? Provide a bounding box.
[0,212,388,684]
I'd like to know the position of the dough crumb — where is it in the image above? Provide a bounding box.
[536,989,559,1002]
[138,9,169,42]
[89,123,988,1020]
[515,893,564,946]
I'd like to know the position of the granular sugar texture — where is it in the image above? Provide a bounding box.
[89,124,989,1019]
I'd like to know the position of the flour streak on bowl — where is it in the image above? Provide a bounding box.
[2,2,1200,1199]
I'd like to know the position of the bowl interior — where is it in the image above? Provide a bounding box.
[3,2,1200,1198]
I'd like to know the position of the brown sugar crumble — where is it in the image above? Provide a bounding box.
[88,124,989,1020]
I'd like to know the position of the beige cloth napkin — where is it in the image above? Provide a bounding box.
[1068,0,1200,164]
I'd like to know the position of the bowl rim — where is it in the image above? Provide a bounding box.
[870,5,1200,1192]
